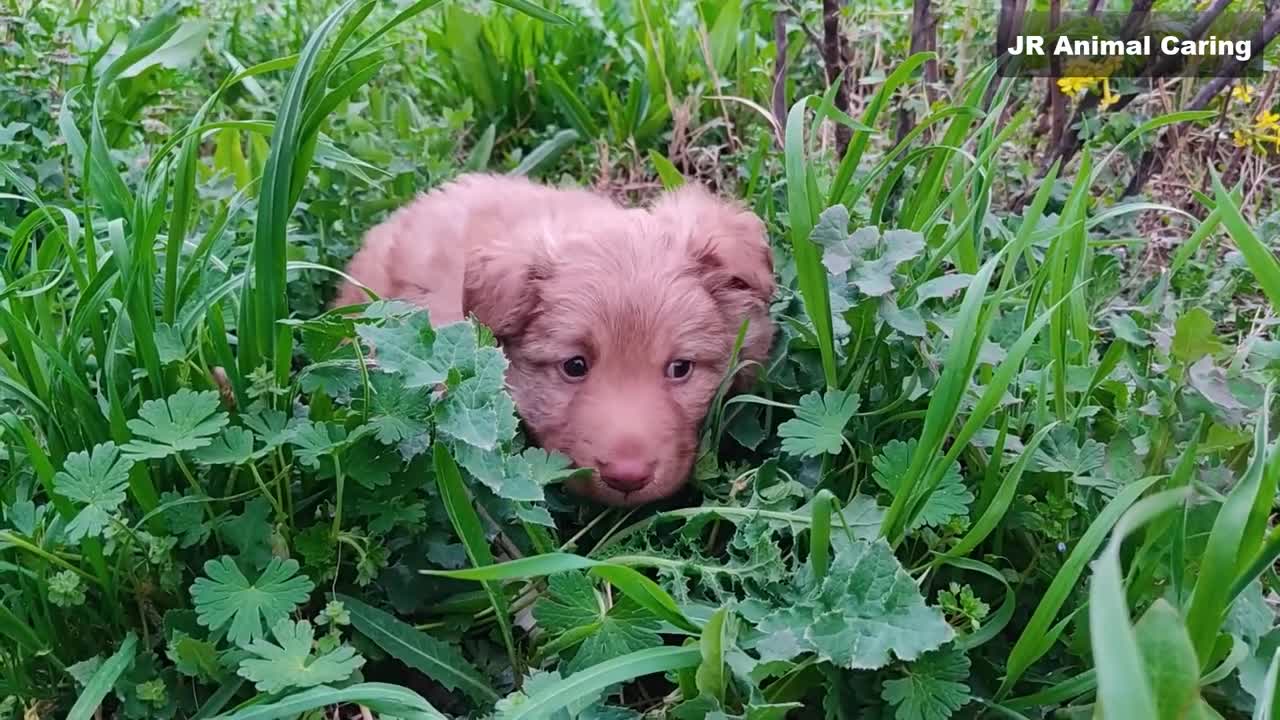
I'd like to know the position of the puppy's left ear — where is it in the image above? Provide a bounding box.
[651,184,776,365]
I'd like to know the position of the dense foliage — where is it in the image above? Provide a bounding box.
[1,0,1279,718]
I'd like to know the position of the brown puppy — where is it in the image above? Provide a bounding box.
[335,174,774,505]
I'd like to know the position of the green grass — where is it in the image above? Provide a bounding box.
[0,0,1278,718]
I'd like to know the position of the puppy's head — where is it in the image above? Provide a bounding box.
[464,185,774,506]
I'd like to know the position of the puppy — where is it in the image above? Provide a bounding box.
[335,174,774,505]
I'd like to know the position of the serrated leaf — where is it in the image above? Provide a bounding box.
[191,426,256,465]
[873,439,972,529]
[356,312,449,389]
[298,361,362,395]
[54,441,134,542]
[1033,426,1106,478]
[123,389,229,460]
[218,497,274,569]
[365,371,431,444]
[757,538,953,669]
[155,322,186,364]
[533,573,662,674]
[237,618,364,693]
[168,632,220,680]
[778,390,859,457]
[243,410,294,450]
[880,646,971,720]
[458,445,581,502]
[287,420,347,469]
[435,371,518,451]
[345,437,401,489]
[340,594,498,703]
[190,556,314,646]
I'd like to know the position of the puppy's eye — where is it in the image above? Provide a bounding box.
[665,359,694,380]
[560,356,590,381]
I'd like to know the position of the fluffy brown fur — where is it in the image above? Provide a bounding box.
[335,174,774,505]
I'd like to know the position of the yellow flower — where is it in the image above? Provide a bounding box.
[1232,84,1255,104]
[1057,76,1097,97]
[1099,78,1120,108]
[1255,110,1280,131]
[1233,128,1252,148]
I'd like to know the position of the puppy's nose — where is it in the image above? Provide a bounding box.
[598,458,655,492]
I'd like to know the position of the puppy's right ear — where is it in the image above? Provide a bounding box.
[463,243,550,340]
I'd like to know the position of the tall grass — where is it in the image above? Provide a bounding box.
[0,0,1276,717]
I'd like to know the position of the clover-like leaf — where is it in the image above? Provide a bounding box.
[1033,426,1105,478]
[236,618,364,693]
[287,420,347,470]
[54,441,134,542]
[880,646,972,720]
[190,556,315,646]
[756,538,953,670]
[873,439,972,529]
[242,410,294,450]
[123,389,228,460]
[778,390,859,457]
[191,427,256,465]
[154,322,186,365]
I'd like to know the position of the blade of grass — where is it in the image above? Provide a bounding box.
[996,475,1162,698]
[1186,384,1274,665]
[431,442,522,682]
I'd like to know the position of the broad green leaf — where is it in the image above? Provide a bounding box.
[756,538,952,669]
[340,594,498,703]
[913,274,974,304]
[356,312,449,388]
[458,445,583,502]
[1089,490,1191,720]
[812,206,925,297]
[1171,307,1224,364]
[237,619,364,693]
[169,632,220,681]
[778,389,859,457]
[123,389,229,460]
[190,556,315,646]
[873,439,972,529]
[533,573,661,674]
[435,371,518,451]
[880,646,972,720]
[1133,600,1201,719]
[54,441,134,542]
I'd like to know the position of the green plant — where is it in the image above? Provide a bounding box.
[0,0,1277,718]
